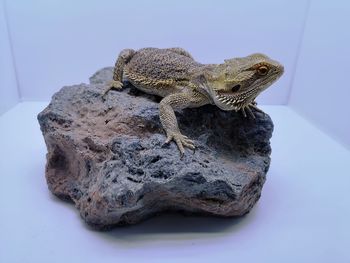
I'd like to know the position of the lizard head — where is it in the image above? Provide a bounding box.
[205,53,284,111]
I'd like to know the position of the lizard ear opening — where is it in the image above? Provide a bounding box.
[231,84,241,92]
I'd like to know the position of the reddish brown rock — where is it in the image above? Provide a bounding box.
[37,67,273,229]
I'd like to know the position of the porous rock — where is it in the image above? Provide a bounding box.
[37,67,273,229]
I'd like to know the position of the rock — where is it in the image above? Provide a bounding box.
[37,67,274,229]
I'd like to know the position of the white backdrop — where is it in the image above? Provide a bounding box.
[1,2,350,262]
[4,0,308,103]
[289,0,350,149]
[0,0,18,114]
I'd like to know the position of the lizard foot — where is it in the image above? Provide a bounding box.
[241,102,265,118]
[102,80,123,99]
[164,132,195,157]
[249,103,265,115]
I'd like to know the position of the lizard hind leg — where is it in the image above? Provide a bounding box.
[102,48,136,98]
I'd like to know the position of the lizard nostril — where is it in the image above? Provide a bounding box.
[231,85,241,93]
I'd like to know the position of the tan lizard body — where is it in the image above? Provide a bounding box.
[104,47,284,156]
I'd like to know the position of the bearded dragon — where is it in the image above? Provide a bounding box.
[103,47,284,156]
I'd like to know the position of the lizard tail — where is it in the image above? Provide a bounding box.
[112,49,136,82]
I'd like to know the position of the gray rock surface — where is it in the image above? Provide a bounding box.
[37,67,274,229]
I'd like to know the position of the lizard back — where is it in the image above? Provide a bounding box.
[124,48,202,90]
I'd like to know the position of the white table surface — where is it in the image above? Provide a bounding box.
[0,103,349,263]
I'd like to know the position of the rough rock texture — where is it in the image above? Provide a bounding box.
[37,67,274,229]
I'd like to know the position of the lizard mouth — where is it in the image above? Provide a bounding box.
[213,71,282,111]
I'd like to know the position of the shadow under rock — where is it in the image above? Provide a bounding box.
[85,209,259,243]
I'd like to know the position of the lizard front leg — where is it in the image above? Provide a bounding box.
[102,49,135,98]
[159,91,209,156]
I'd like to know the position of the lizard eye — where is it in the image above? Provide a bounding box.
[231,84,241,92]
[257,65,269,76]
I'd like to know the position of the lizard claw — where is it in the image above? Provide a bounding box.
[102,80,123,99]
[164,133,195,157]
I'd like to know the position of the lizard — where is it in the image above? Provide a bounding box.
[103,47,284,156]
